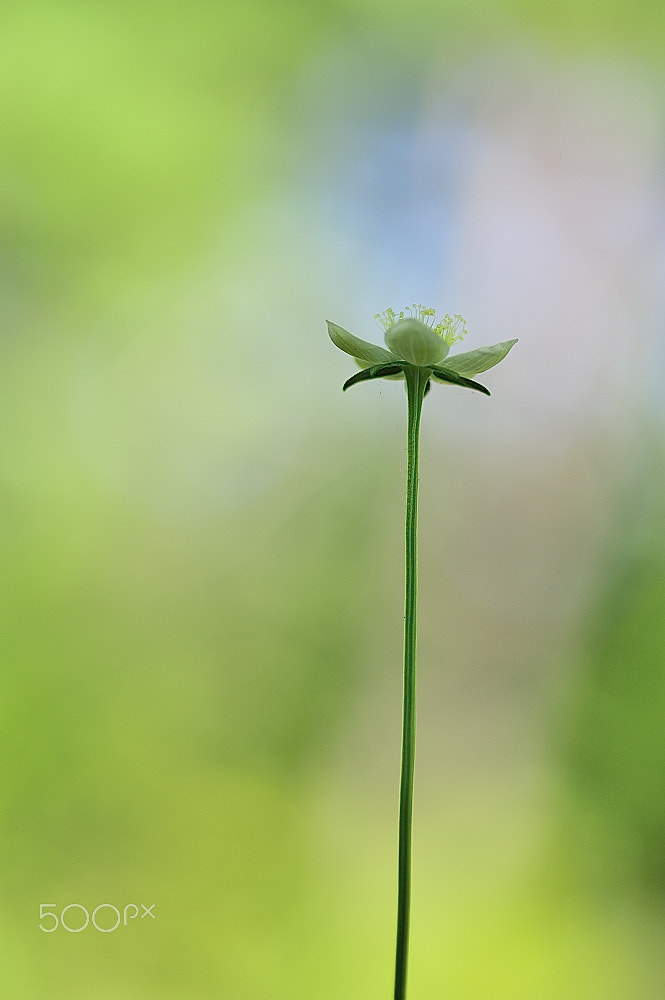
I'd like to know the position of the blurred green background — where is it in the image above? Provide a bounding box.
[2,0,665,996]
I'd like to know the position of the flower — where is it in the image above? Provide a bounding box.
[327,304,517,396]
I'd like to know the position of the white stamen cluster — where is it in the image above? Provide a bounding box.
[375,305,468,348]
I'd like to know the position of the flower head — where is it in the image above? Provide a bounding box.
[327,305,517,395]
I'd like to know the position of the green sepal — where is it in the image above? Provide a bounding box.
[327,320,400,365]
[443,339,518,377]
[428,366,490,395]
[342,363,405,391]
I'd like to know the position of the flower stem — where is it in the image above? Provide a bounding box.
[394,366,429,1000]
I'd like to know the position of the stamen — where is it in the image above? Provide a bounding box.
[436,313,468,347]
[374,307,397,333]
[375,305,468,345]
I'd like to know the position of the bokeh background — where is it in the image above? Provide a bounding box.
[2,0,665,996]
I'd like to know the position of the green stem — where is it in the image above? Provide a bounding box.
[394,366,429,1000]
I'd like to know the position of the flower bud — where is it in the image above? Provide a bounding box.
[384,319,449,366]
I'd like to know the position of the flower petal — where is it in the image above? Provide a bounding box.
[327,320,400,365]
[342,363,405,391]
[384,318,449,366]
[428,366,490,395]
[443,339,517,377]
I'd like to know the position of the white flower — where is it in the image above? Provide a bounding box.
[328,304,517,395]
